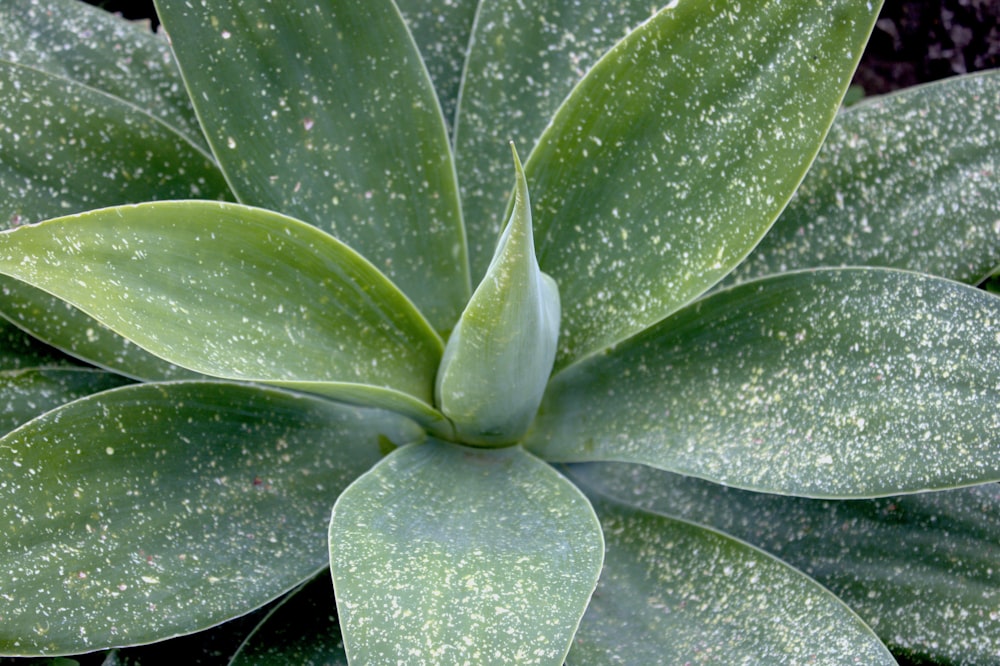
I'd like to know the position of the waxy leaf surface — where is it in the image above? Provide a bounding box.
[527,0,881,368]
[0,0,207,150]
[436,147,560,445]
[454,0,658,277]
[727,69,1000,287]
[0,57,230,380]
[329,439,603,665]
[231,571,347,666]
[0,202,446,424]
[568,498,896,664]
[0,367,131,436]
[528,268,1000,497]
[394,0,478,133]
[0,381,423,654]
[156,0,470,332]
[570,462,1000,665]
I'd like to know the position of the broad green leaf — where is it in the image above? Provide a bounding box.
[155,0,470,332]
[0,58,231,381]
[394,0,479,133]
[0,202,447,426]
[436,146,560,445]
[454,0,657,277]
[570,462,1000,665]
[726,70,1000,287]
[527,268,1000,497]
[526,0,881,369]
[0,381,424,655]
[231,571,347,666]
[0,319,76,370]
[329,439,603,665]
[0,0,208,151]
[0,280,198,381]
[0,367,131,436]
[568,497,896,665]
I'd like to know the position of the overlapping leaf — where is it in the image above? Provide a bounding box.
[329,439,603,665]
[726,69,1000,286]
[0,0,207,150]
[394,0,478,133]
[0,202,447,426]
[155,0,470,332]
[526,0,881,368]
[570,463,1000,665]
[0,320,75,370]
[0,55,231,380]
[454,0,658,276]
[0,381,424,655]
[528,268,1000,497]
[568,497,896,664]
[0,367,131,436]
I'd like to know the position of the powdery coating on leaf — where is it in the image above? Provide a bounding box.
[0,0,208,151]
[529,268,1000,497]
[0,368,131,435]
[571,462,1000,666]
[528,0,880,370]
[455,0,658,279]
[330,439,603,665]
[0,381,423,655]
[158,0,470,332]
[0,61,229,230]
[395,0,478,134]
[725,70,1000,287]
[569,498,897,665]
[0,202,444,407]
[0,278,196,381]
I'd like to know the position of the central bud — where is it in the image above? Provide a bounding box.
[435,144,560,447]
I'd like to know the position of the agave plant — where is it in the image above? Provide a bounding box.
[0,0,998,663]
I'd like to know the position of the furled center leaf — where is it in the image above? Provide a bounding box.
[435,145,560,446]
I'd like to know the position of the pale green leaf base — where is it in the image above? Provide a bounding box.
[329,439,603,665]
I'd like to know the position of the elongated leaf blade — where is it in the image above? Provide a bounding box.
[0,202,444,417]
[570,462,1000,665]
[0,279,198,381]
[329,439,603,665]
[0,381,424,655]
[568,497,896,664]
[394,0,479,133]
[436,147,560,445]
[231,571,347,666]
[0,0,208,151]
[0,60,228,228]
[726,70,1000,287]
[155,0,470,332]
[0,57,231,380]
[0,367,131,436]
[527,0,880,369]
[528,268,1000,497]
[454,0,658,277]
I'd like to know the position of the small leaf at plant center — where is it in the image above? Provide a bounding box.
[435,145,560,446]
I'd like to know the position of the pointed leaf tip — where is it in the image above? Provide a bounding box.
[436,144,560,446]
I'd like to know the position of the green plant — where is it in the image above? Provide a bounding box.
[0,0,998,663]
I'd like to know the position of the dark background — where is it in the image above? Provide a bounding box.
[83,0,1000,95]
